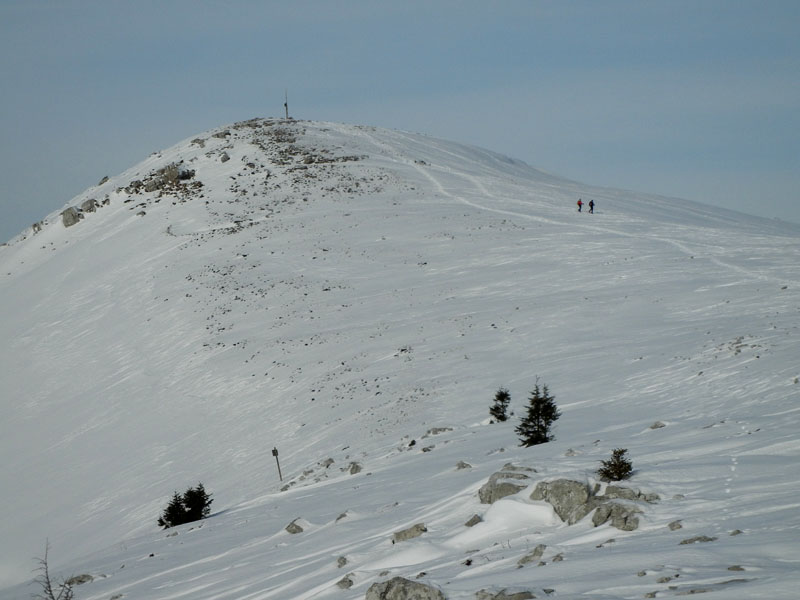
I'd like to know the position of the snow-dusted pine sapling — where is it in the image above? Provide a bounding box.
[597,448,633,481]
[489,387,511,422]
[515,381,560,446]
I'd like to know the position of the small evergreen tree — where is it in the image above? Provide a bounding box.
[489,387,511,422]
[158,484,213,529]
[183,482,213,522]
[597,448,633,481]
[515,381,560,447]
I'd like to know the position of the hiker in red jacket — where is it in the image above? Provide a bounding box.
[577,199,583,212]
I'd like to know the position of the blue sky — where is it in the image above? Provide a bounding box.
[1,0,798,242]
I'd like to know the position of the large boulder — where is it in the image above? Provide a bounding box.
[61,206,83,227]
[529,480,599,524]
[365,577,445,600]
[479,464,536,504]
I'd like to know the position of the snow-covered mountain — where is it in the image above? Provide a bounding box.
[1,118,799,599]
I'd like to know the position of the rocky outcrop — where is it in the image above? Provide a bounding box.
[530,479,658,531]
[365,577,445,600]
[479,464,536,504]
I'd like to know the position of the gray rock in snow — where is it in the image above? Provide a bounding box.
[530,479,599,524]
[517,544,547,567]
[285,518,304,534]
[337,574,354,589]
[479,464,536,504]
[80,198,99,213]
[393,522,427,543]
[591,502,642,531]
[365,576,445,600]
[476,589,536,600]
[61,206,83,227]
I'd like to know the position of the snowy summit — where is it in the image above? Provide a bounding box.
[1,118,799,599]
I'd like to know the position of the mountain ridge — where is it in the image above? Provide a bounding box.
[1,118,799,598]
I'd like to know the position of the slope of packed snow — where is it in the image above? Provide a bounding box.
[1,118,799,599]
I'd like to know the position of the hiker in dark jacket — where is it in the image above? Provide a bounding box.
[589,199,594,214]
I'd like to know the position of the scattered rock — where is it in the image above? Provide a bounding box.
[220,152,230,163]
[668,520,683,531]
[650,421,666,429]
[728,565,745,571]
[365,576,445,600]
[337,556,348,568]
[285,518,304,534]
[423,427,453,437]
[456,461,472,470]
[480,464,536,504]
[393,522,427,543]
[465,514,482,527]
[98,175,109,185]
[517,544,546,567]
[64,574,93,586]
[348,461,362,474]
[476,589,536,600]
[729,529,744,536]
[679,535,717,545]
[336,574,354,589]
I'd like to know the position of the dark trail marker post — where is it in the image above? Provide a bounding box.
[284,90,289,120]
[272,447,283,481]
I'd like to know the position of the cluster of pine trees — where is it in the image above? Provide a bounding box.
[158,483,213,529]
[489,380,632,479]
[489,380,560,447]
